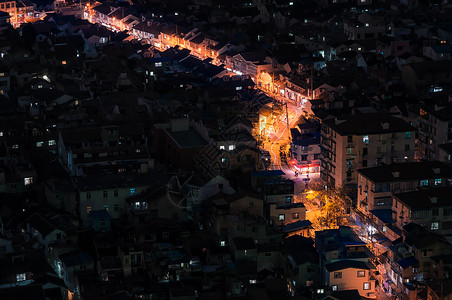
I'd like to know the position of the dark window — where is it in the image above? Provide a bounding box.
[348,136,353,143]
[405,144,410,151]
[334,272,342,278]
[363,148,368,155]
[362,160,367,167]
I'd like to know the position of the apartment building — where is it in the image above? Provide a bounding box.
[392,187,452,235]
[412,102,452,161]
[356,161,452,217]
[320,112,415,191]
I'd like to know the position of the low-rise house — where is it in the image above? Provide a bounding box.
[231,237,257,262]
[283,235,320,289]
[324,260,376,298]
[269,202,306,226]
[423,45,452,61]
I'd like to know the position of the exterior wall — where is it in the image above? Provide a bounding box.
[327,267,375,298]
[79,186,147,225]
[229,196,263,216]
[269,204,306,226]
[321,125,415,189]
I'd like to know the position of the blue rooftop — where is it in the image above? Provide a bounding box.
[398,256,419,269]
[369,209,395,224]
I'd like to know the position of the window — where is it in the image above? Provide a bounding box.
[103,190,108,198]
[405,132,411,139]
[292,213,299,219]
[24,177,33,186]
[362,160,367,167]
[155,62,162,67]
[221,157,226,163]
[16,273,26,282]
[334,272,342,279]
[363,135,369,144]
[162,232,169,238]
[114,190,118,197]
[48,140,56,146]
[348,136,353,143]
[432,208,439,216]
[420,179,428,187]
[278,214,285,221]
[130,188,136,195]
[36,141,44,147]
[435,178,442,186]
[220,240,226,246]
[86,206,92,214]
[99,220,106,227]
[114,204,119,212]
[86,192,91,200]
[332,285,338,291]
[431,222,439,230]
[346,159,352,168]
[363,282,371,290]
[104,205,108,211]
[357,270,365,277]
[405,144,410,151]
[228,145,234,150]
[347,147,353,155]
[249,201,254,207]
[219,145,225,150]
[363,148,368,155]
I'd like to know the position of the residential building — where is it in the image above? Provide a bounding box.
[320,112,415,191]
[392,187,452,235]
[324,260,376,298]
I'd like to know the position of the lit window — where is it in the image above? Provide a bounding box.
[317,289,324,294]
[357,270,365,277]
[236,86,242,90]
[61,61,66,65]
[104,205,108,211]
[332,285,338,291]
[363,282,371,290]
[363,135,369,144]
[278,214,285,221]
[431,222,439,230]
[134,202,140,209]
[221,157,226,163]
[228,145,234,150]
[435,178,442,186]
[155,62,162,67]
[16,273,26,282]
[36,141,44,147]
[86,206,92,214]
[249,279,257,284]
[24,177,33,186]
[405,132,411,139]
[220,240,226,246]
[48,140,56,146]
[219,145,225,150]
[420,179,428,187]
[130,188,136,195]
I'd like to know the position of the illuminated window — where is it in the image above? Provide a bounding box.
[16,273,26,282]
[363,282,371,290]
[61,61,66,65]
[24,177,33,186]
[405,132,411,139]
[228,145,234,150]
[332,285,338,291]
[155,62,162,67]
[86,206,92,214]
[48,140,56,146]
[221,157,226,163]
[431,222,439,230]
[278,214,285,221]
[36,141,43,147]
[357,270,365,277]
[130,188,136,195]
[435,178,442,186]
[220,241,226,246]
[219,145,225,150]
[292,213,299,219]
[363,135,369,144]
[420,179,428,187]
